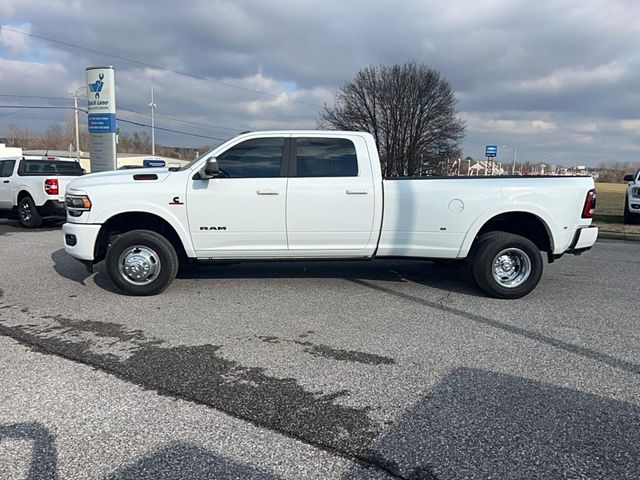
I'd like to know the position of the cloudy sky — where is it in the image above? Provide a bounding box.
[1,0,639,166]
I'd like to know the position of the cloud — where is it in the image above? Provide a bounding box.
[0,22,31,55]
[0,0,638,165]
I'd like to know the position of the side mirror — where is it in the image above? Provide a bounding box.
[623,174,635,182]
[195,157,219,180]
[205,158,219,176]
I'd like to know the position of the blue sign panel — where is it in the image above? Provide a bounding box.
[485,145,498,157]
[143,159,166,168]
[438,145,450,156]
[88,113,116,133]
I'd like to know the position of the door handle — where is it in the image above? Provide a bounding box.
[257,189,279,195]
[2,180,8,184]
[346,189,368,195]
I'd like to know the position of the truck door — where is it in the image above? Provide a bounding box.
[187,136,289,257]
[286,135,376,254]
[0,160,16,209]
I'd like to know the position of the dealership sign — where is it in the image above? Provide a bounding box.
[86,66,117,172]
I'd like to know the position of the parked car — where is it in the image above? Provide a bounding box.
[623,170,640,224]
[62,131,598,298]
[0,156,84,227]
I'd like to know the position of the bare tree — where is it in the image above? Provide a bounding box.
[597,160,640,183]
[319,61,465,177]
[41,125,67,150]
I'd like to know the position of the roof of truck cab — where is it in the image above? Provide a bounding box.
[234,130,371,136]
[21,156,78,162]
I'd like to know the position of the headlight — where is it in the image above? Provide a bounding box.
[632,187,640,199]
[65,194,92,216]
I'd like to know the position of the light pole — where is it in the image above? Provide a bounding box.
[502,144,517,175]
[72,86,87,162]
[148,87,156,156]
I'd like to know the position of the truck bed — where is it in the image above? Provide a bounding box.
[378,176,595,258]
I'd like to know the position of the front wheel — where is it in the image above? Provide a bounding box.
[18,196,43,228]
[106,230,178,296]
[470,232,543,299]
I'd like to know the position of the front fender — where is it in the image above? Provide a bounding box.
[92,202,195,257]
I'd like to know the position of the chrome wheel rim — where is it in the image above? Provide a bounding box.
[118,245,161,286]
[492,248,531,288]
[20,201,32,222]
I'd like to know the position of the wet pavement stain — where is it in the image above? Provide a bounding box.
[295,341,396,366]
[254,334,396,366]
[0,317,383,459]
[257,335,281,344]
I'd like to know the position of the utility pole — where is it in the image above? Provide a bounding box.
[72,86,86,163]
[149,87,156,156]
[512,147,517,175]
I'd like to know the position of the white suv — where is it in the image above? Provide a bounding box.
[0,156,84,227]
[623,170,640,224]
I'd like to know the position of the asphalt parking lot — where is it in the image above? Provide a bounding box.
[1,218,639,479]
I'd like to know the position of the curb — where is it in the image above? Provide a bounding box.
[597,231,640,242]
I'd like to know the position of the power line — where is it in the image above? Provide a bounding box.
[2,26,324,109]
[0,93,73,118]
[0,94,71,100]
[0,105,227,141]
[116,117,227,142]
[118,107,241,134]
[0,105,81,111]
[0,93,242,133]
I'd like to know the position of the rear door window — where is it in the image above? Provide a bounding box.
[294,138,358,177]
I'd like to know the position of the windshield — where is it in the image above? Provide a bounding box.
[18,160,84,176]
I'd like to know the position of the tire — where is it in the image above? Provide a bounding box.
[106,229,179,296]
[18,195,43,228]
[470,232,543,299]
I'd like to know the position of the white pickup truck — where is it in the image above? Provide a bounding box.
[623,170,640,224]
[0,156,84,227]
[62,131,598,298]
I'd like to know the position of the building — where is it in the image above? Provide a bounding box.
[22,150,188,172]
[468,160,505,176]
[0,143,22,158]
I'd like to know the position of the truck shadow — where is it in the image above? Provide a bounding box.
[352,367,640,479]
[177,259,484,297]
[51,249,483,297]
[50,249,120,293]
[0,218,63,236]
[5,371,638,480]
[51,249,93,287]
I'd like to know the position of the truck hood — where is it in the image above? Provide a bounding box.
[66,168,172,192]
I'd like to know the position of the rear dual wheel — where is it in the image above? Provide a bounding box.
[470,232,543,299]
